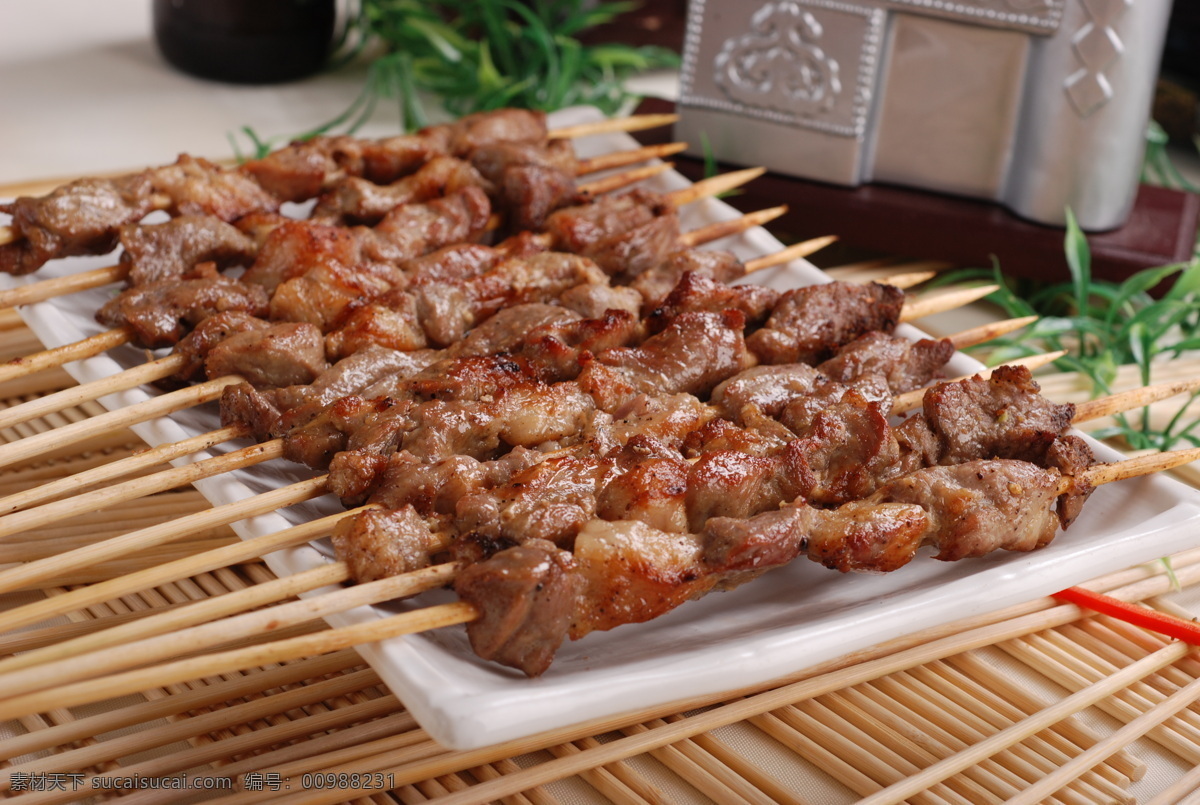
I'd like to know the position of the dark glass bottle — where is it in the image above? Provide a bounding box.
[152,0,337,84]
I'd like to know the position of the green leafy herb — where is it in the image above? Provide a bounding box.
[237,1,679,158]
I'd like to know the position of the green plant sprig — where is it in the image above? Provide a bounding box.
[235,0,679,159]
[928,213,1200,452]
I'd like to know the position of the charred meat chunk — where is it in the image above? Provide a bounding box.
[119,215,258,286]
[97,271,269,349]
[455,539,582,678]
[747,282,904,365]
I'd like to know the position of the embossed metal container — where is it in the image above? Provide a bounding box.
[677,0,1174,230]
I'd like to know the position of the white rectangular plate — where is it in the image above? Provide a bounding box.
[5,107,1200,750]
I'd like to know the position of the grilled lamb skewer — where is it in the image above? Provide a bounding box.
[85,168,758,357]
[449,455,1092,676]
[340,363,1091,580]
[0,110,678,275]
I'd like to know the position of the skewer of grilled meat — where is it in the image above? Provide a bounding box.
[252,273,913,474]
[0,110,676,278]
[369,362,1085,571]
[92,165,722,352]
[441,451,1088,677]
[450,382,1104,679]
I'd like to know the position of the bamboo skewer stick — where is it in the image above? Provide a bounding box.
[0,325,133,384]
[898,284,999,321]
[571,141,688,175]
[946,315,1038,349]
[0,478,329,633]
[0,352,186,432]
[0,562,458,702]
[676,205,787,247]
[0,374,243,472]
[0,601,476,721]
[546,113,679,140]
[742,234,838,273]
[0,263,128,310]
[574,161,674,195]
[0,438,282,546]
[1073,376,1200,423]
[0,423,247,515]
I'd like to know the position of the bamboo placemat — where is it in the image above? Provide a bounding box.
[2,276,1200,804]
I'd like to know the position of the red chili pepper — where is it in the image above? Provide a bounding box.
[1052,586,1200,645]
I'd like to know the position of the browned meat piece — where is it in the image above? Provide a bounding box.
[596,454,691,534]
[282,395,408,469]
[646,272,779,332]
[711,363,840,421]
[150,155,279,221]
[817,332,954,394]
[270,259,404,332]
[405,243,508,287]
[240,130,454,201]
[686,391,897,526]
[358,186,493,266]
[779,374,892,435]
[448,304,581,359]
[631,249,746,309]
[275,347,438,428]
[578,310,756,411]
[242,220,368,293]
[331,506,443,582]
[603,393,717,452]
[1043,434,1096,527]
[544,189,681,281]
[234,211,291,249]
[871,460,1064,562]
[703,501,929,577]
[1,173,156,275]
[682,417,786,458]
[399,355,540,403]
[466,252,609,318]
[399,381,596,461]
[241,136,369,202]
[325,291,428,359]
[414,252,607,347]
[172,312,270,381]
[311,156,492,224]
[558,283,642,319]
[893,365,1076,472]
[455,538,582,678]
[96,271,269,349]
[221,345,439,440]
[369,447,544,516]
[517,309,644,381]
[747,282,905,365]
[362,129,456,184]
[570,519,716,639]
[205,321,328,388]
[470,139,575,185]
[499,164,581,232]
[445,108,548,154]
[455,451,616,554]
[118,215,258,286]
[685,451,795,529]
